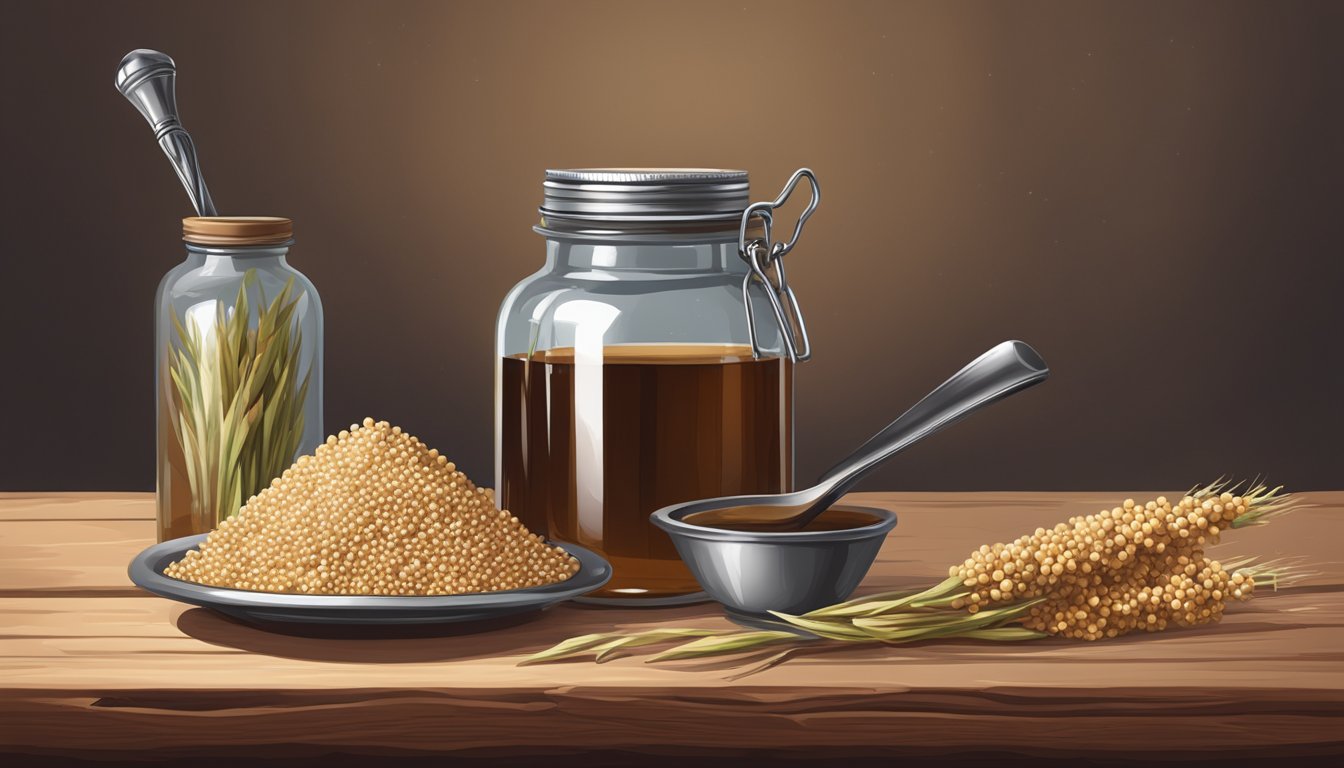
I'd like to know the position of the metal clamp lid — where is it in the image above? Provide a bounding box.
[738,168,820,363]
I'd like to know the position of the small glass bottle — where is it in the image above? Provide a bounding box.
[496,169,815,604]
[155,216,323,541]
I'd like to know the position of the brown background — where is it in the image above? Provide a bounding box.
[1,0,1340,492]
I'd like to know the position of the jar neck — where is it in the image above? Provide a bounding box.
[185,242,292,270]
[547,239,744,274]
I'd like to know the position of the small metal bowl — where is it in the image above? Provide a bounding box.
[650,503,898,616]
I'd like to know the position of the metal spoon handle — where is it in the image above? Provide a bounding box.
[116,49,218,217]
[813,340,1049,509]
[157,130,216,217]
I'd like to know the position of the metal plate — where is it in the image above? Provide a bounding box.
[129,534,612,626]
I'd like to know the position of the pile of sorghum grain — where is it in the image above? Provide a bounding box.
[948,492,1254,640]
[164,418,578,595]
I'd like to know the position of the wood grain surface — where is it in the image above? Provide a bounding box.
[2,491,1342,763]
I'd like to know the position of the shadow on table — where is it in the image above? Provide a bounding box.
[174,606,557,663]
[172,601,725,664]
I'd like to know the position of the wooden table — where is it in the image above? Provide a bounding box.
[3,491,1343,764]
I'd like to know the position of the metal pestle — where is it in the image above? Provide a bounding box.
[115,49,218,216]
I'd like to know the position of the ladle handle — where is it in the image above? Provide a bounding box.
[814,340,1049,507]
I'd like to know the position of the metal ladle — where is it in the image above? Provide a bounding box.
[115,49,217,216]
[681,340,1049,531]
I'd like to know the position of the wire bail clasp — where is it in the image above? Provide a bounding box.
[738,167,820,363]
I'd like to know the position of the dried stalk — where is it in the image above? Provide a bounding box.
[165,270,310,529]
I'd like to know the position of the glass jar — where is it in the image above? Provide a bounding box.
[496,169,815,603]
[155,216,323,541]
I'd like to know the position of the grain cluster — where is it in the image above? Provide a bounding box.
[948,492,1254,639]
[165,418,578,595]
